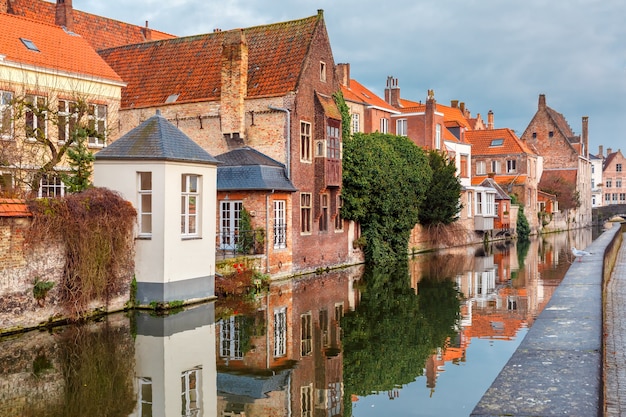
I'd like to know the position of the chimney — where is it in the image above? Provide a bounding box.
[599,145,603,157]
[141,20,152,41]
[55,0,74,30]
[582,116,589,158]
[459,102,465,114]
[0,0,8,13]
[337,63,350,88]
[607,148,613,155]
[221,29,248,144]
[384,76,401,107]
[538,94,546,110]
[425,91,437,149]
[487,110,494,130]
[450,100,459,108]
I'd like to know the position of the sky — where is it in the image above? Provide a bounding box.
[76,0,626,156]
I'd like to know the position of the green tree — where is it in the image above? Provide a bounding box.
[332,90,351,141]
[418,150,462,226]
[62,127,95,193]
[341,132,432,263]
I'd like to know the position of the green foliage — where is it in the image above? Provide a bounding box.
[341,262,460,406]
[341,132,432,263]
[517,206,531,241]
[62,127,95,193]
[418,150,463,226]
[33,278,54,302]
[332,90,351,141]
[237,207,254,254]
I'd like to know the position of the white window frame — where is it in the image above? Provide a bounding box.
[380,117,388,134]
[491,160,501,174]
[220,315,243,359]
[300,193,312,234]
[87,104,107,148]
[301,312,312,356]
[273,200,287,249]
[138,172,152,237]
[0,91,13,140]
[181,174,201,237]
[351,113,360,134]
[617,178,622,188]
[476,161,486,175]
[607,179,612,188]
[220,200,242,249]
[25,94,47,142]
[39,173,65,198]
[507,159,517,173]
[181,368,201,417]
[300,121,312,162]
[396,119,407,136]
[467,191,473,217]
[57,99,79,145]
[435,123,441,149]
[137,377,153,417]
[273,307,287,357]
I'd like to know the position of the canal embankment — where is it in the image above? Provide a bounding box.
[470,222,623,417]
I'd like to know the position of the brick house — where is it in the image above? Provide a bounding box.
[0,11,124,197]
[466,127,542,233]
[98,11,359,275]
[601,148,626,206]
[520,94,592,228]
[589,147,604,207]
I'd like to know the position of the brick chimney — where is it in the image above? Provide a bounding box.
[607,148,613,155]
[337,63,350,88]
[538,94,546,110]
[425,92,436,149]
[0,0,8,13]
[55,0,74,30]
[450,100,459,108]
[487,110,494,130]
[599,145,603,157]
[582,116,589,158]
[384,76,401,108]
[141,21,152,41]
[221,29,248,145]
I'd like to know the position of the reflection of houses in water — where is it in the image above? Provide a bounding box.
[131,303,217,417]
[215,266,362,417]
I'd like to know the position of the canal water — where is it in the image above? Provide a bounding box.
[0,228,595,417]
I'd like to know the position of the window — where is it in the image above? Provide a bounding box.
[319,309,329,347]
[87,104,107,147]
[0,173,12,194]
[380,118,388,134]
[396,119,407,136]
[273,200,286,248]
[220,316,243,359]
[300,121,311,162]
[57,100,79,144]
[605,193,611,202]
[138,378,152,417]
[476,192,483,215]
[320,193,329,232]
[549,131,554,138]
[301,313,312,356]
[617,179,623,188]
[300,193,312,234]
[490,160,501,174]
[467,192,472,217]
[334,195,344,231]
[351,113,360,133]
[606,179,612,188]
[435,124,441,149]
[25,95,47,141]
[138,172,152,237]
[613,193,618,202]
[181,174,200,237]
[532,132,537,138]
[617,164,623,172]
[0,91,12,140]
[181,368,200,417]
[476,161,486,175]
[301,385,313,417]
[320,61,326,82]
[326,125,341,159]
[273,307,287,357]
[486,193,495,215]
[490,138,504,147]
[506,159,517,173]
[621,193,626,203]
[39,173,65,198]
[460,154,469,178]
[220,200,242,249]
[20,38,39,52]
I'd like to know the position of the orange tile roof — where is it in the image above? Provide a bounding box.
[465,128,536,156]
[0,13,123,83]
[340,79,397,113]
[6,0,175,50]
[99,13,322,109]
[471,174,528,187]
[0,198,31,217]
[316,92,342,121]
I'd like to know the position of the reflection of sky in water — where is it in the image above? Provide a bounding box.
[352,327,528,417]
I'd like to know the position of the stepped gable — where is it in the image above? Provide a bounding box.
[95,110,218,164]
[0,13,123,83]
[98,12,322,109]
[215,147,296,192]
[4,0,175,50]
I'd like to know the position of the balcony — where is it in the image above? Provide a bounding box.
[324,158,342,187]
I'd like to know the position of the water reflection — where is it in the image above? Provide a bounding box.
[0,228,595,416]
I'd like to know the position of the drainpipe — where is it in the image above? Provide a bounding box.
[268,106,290,179]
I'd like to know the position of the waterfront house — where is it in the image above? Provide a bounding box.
[98,11,359,275]
[520,94,592,228]
[600,148,626,206]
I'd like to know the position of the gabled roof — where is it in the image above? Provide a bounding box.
[5,0,175,51]
[99,12,324,109]
[604,149,625,170]
[316,92,342,121]
[546,107,577,141]
[0,198,30,217]
[466,128,536,156]
[471,174,528,187]
[216,147,296,192]
[340,79,398,113]
[0,13,123,83]
[95,110,218,164]
[477,178,511,200]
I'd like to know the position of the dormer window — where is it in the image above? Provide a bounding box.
[320,61,326,82]
[490,138,504,147]
[20,38,39,52]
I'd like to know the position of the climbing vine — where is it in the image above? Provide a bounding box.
[27,187,136,318]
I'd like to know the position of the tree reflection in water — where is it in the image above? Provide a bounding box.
[341,261,461,417]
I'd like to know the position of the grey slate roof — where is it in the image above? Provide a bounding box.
[95,110,219,164]
[216,147,297,192]
[479,177,512,200]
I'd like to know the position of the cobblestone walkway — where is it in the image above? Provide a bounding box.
[605,232,626,417]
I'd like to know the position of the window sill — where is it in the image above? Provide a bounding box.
[182,236,202,241]
[136,235,152,240]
